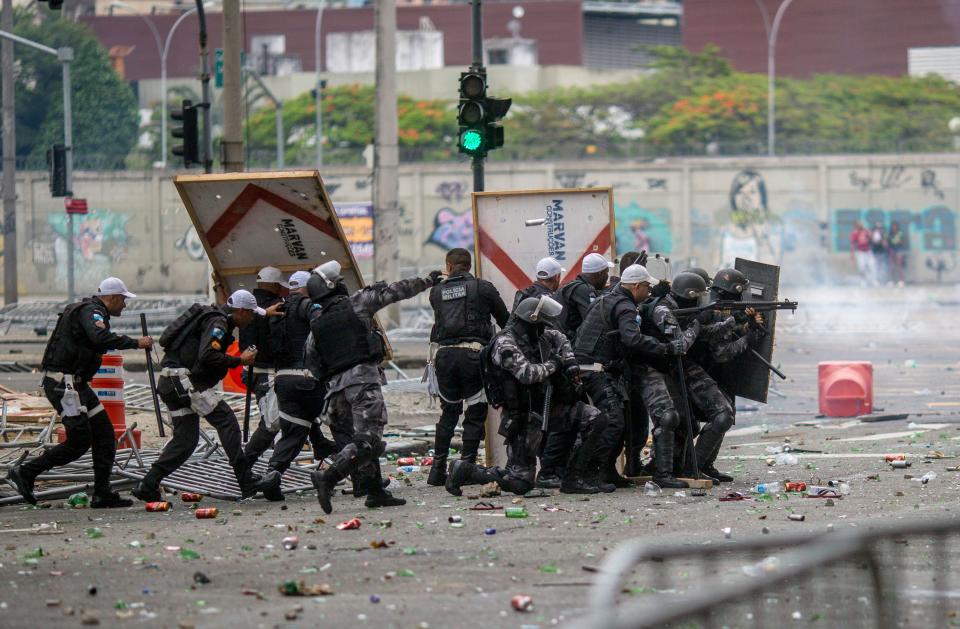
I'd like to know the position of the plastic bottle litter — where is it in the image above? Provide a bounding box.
[68,493,89,508]
[912,472,937,485]
[145,502,171,512]
[85,527,103,539]
[827,480,851,495]
[282,536,299,550]
[742,556,780,578]
[643,482,662,497]
[397,466,420,474]
[505,507,528,519]
[753,482,781,495]
[336,518,362,530]
[511,595,533,612]
[194,507,218,519]
[774,453,799,466]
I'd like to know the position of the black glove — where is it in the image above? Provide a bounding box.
[684,319,701,336]
[696,310,715,325]
[426,270,444,286]
[548,356,564,372]
[564,363,581,378]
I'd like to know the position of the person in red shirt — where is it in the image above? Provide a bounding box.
[849,221,877,285]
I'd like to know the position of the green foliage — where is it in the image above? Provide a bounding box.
[7,7,139,168]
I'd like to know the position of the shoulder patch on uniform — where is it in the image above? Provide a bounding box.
[211,327,225,339]
[311,304,321,311]
[211,340,222,351]
[92,312,105,322]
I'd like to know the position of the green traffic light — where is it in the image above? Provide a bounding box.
[461,129,483,152]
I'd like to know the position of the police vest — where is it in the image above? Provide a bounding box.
[430,276,495,345]
[555,277,594,335]
[309,296,384,378]
[239,289,281,366]
[161,307,230,373]
[574,291,633,366]
[512,283,552,312]
[41,299,103,380]
[273,293,317,369]
[484,327,541,414]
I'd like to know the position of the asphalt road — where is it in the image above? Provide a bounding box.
[1,285,959,628]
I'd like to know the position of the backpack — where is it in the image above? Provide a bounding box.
[479,335,508,408]
[159,304,216,352]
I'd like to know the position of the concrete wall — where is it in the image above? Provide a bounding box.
[8,153,960,297]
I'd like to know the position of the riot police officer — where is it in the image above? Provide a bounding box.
[308,263,440,514]
[132,290,276,502]
[513,257,563,311]
[6,278,152,507]
[426,248,509,487]
[258,271,352,501]
[241,266,288,462]
[571,265,673,490]
[446,295,600,496]
[554,252,612,337]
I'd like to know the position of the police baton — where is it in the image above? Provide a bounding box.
[243,362,254,443]
[140,313,165,438]
[674,354,700,480]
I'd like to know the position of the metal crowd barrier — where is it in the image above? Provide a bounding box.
[572,517,960,629]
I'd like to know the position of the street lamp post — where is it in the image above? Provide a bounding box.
[754,0,796,156]
[314,1,325,168]
[111,2,211,168]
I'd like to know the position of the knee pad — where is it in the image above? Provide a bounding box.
[713,409,734,432]
[659,410,679,433]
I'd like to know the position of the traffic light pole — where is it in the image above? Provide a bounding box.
[470,0,484,192]
[196,0,213,173]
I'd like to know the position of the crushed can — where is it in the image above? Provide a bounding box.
[396,457,417,466]
[194,507,219,519]
[884,454,906,462]
[420,457,434,466]
[784,482,807,492]
[145,502,171,512]
[337,518,362,530]
[511,595,533,612]
[180,493,203,502]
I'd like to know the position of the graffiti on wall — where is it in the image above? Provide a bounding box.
[426,208,473,251]
[833,206,956,252]
[47,209,130,291]
[175,226,206,261]
[613,202,672,255]
[718,169,782,267]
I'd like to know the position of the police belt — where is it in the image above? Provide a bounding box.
[160,367,191,377]
[252,366,275,375]
[438,341,484,351]
[275,369,314,379]
[43,371,80,382]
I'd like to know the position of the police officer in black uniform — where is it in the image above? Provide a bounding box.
[241,266,288,461]
[6,278,152,507]
[258,271,353,501]
[554,252,611,337]
[426,248,509,487]
[132,290,276,501]
[573,265,674,490]
[512,257,563,311]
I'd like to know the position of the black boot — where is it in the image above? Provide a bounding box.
[695,430,732,482]
[311,454,354,514]
[131,473,163,503]
[560,446,600,495]
[460,440,480,464]
[445,460,496,497]
[364,461,405,508]
[652,433,688,489]
[427,455,448,487]
[584,463,615,493]
[535,470,562,489]
[601,449,633,489]
[261,469,285,501]
[701,465,733,483]
[6,465,37,505]
[236,465,272,500]
[91,491,133,509]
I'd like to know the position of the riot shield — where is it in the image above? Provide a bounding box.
[716,258,781,403]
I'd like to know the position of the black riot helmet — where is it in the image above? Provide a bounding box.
[514,295,563,324]
[688,267,712,288]
[712,268,749,300]
[670,272,707,303]
[308,260,345,302]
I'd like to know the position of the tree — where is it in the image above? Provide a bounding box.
[5,7,139,169]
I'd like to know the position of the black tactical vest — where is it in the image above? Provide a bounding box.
[41,299,103,379]
[555,277,594,336]
[309,296,384,378]
[574,291,636,366]
[161,307,230,373]
[239,288,281,367]
[274,293,316,369]
[430,274,494,345]
[512,282,552,312]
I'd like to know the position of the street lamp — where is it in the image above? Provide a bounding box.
[110,1,215,168]
[314,1,326,167]
[753,0,796,156]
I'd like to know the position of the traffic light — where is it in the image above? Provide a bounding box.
[37,0,63,10]
[171,99,200,167]
[458,68,487,157]
[47,145,67,197]
[457,68,511,158]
